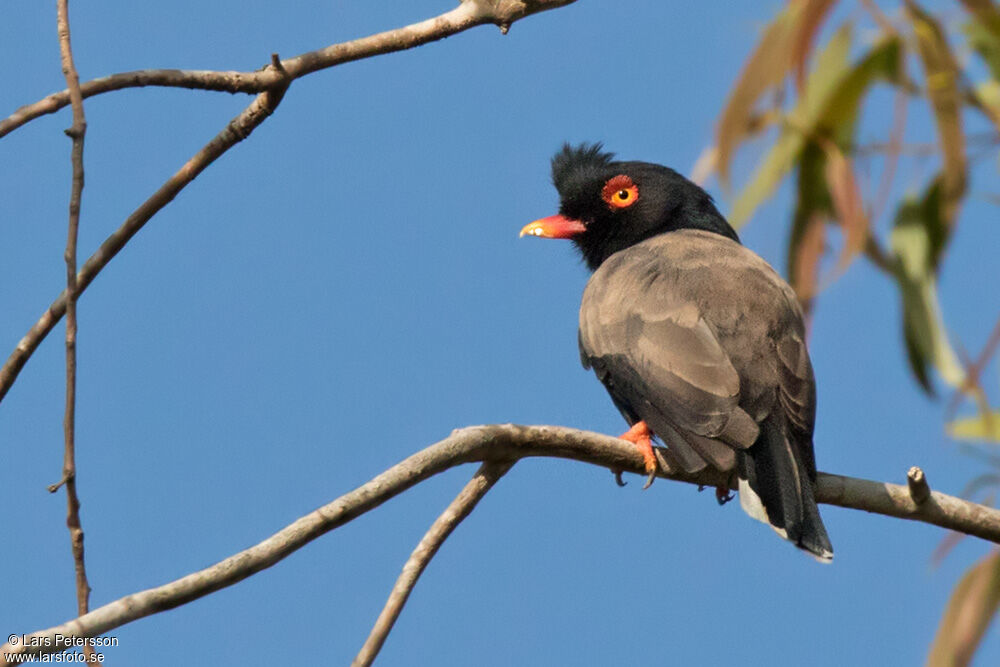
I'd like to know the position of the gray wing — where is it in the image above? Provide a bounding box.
[579,260,759,473]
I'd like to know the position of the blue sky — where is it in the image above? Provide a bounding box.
[2,1,999,664]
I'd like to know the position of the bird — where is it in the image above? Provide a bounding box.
[520,143,833,562]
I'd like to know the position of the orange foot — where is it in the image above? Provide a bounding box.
[619,420,658,490]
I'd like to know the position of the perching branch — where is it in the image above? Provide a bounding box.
[5,423,1000,664]
[353,460,516,667]
[0,0,577,407]
[50,0,94,645]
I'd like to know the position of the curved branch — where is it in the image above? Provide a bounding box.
[0,69,256,138]
[4,423,1000,664]
[0,0,576,138]
[0,0,577,406]
[353,460,515,667]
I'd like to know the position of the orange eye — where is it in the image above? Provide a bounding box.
[601,174,639,209]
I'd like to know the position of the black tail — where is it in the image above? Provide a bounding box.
[737,414,833,562]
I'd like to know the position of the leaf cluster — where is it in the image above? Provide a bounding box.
[710,1,1000,662]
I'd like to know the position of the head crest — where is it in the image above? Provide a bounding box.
[551,143,614,193]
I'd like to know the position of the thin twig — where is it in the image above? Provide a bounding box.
[0,80,289,407]
[860,0,898,35]
[353,461,515,667]
[0,0,577,407]
[6,423,1000,664]
[52,2,94,651]
[870,87,908,225]
[946,314,1000,420]
[854,132,1000,157]
[0,0,576,139]
[863,234,898,275]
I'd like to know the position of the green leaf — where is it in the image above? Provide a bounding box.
[928,551,1000,667]
[730,24,852,227]
[949,412,1000,441]
[964,18,1000,81]
[897,279,945,393]
[906,0,968,225]
[959,0,1000,81]
[891,179,965,392]
[975,80,1000,128]
[819,37,903,144]
[715,2,803,187]
[892,177,949,274]
[730,31,902,227]
[787,142,829,310]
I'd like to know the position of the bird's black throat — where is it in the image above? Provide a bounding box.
[570,187,740,271]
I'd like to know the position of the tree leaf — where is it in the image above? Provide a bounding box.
[819,36,903,144]
[890,179,965,392]
[958,0,1000,129]
[971,80,1000,132]
[730,31,902,227]
[893,177,950,274]
[715,2,804,187]
[730,23,853,227]
[949,412,1000,441]
[791,214,827,314]
[928,551,1000,667]
[821,140,868,271]
[964,17,1000,81]
[793,0,838,91]
[959,0,1000,81]
[906,0,968,226]
[960,0,1000,29]
[788,142,831,310]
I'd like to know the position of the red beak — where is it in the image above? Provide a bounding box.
[519,214,586,239]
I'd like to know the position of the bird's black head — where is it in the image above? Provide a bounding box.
[521,143,740,271]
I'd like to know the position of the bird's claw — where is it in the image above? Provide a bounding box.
[612,469,627,487]
[715,485,734,505]
[619,421,659,491]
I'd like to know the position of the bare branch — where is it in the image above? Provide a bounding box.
[854,132,1000,157]
[0,69,256,138]
[870,88,908,225]
[5,423,1000,664]
[0,78,288,405]
[946,314,1000,420]
[0,0,577,138]
[0,0,577,406]
[860,0,898,35]
[52,0,94,642]
[353,461,515,667]
[908,466,931,505]
[863,233,899,275]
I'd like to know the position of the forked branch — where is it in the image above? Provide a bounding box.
[353,461,516,667]
[4,423,1000,664]
[0,0,577,407]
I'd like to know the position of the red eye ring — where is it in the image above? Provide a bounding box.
[601,174,639,209]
